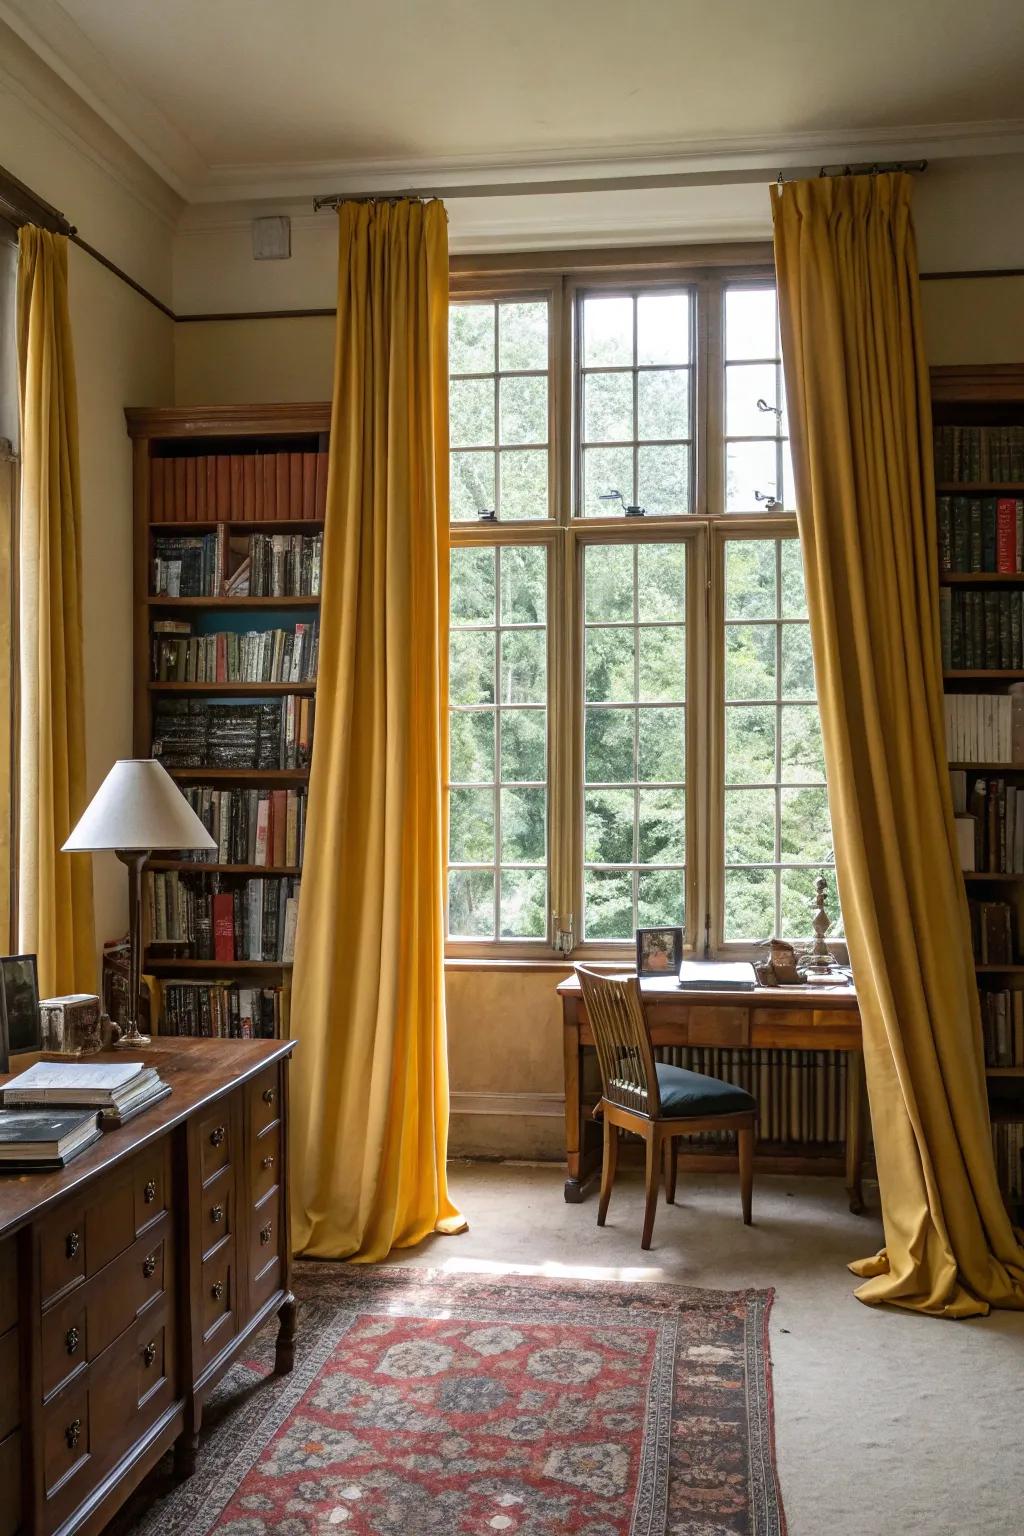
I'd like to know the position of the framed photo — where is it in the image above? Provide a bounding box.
[0,954,41,1057]
[635,926,684,977]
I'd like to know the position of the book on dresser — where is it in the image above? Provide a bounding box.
[0,1107,100,1169]
[1,1059,172,1125]
[127,404,327,1041]
[933,365,1024,1217]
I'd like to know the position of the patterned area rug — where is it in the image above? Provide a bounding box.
[133,1265,785,1536]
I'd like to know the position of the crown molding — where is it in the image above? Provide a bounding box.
[0,19,182,231]
[0,0,204,197]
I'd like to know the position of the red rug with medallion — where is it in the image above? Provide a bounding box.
[133,1266,785,1536]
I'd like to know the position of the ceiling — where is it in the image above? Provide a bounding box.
[3,0,1024,202]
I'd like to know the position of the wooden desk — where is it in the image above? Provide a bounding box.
[0,1036,294,1536]
[557,975,866,1213]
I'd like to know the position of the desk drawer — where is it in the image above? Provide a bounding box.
[251,1186,280,1285]
[198,1105,232,1183]
[39,1146,163,1307]
[248,1064,280,1139]
[0,1428,20,1536]
[40,1202,86,1306]
[201,1167,234,1260]
[200,1241,236,1367]
[687,1005,748,1047]
[43,1377,90,1503]
[133,1141,169,1234]
[252,1120,280,1205]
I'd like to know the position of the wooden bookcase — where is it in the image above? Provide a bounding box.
[932,363,1024,1213]
[125,403,331,1039]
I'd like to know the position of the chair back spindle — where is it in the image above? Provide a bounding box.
[575,965,661,1117]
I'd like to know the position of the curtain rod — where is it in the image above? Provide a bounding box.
[311,159,928,211]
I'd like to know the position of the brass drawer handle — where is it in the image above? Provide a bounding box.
[65,1326,80,1356]
[260,1222,272,1246]
[143,1252,157,1279]
[209,1125,226,1148]
[262,1086,275,1105]
[261,1154,275,1170]
[211,1279,224,1301]
[65,1417,81,1451]
[143,1179,157,1204]
[65,1230,80,1260]
[210,1203,224,1224]
[143,1340,157,1368]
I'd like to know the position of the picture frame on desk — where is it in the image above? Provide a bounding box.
[0,953,41,1059]
[635,926,683,977]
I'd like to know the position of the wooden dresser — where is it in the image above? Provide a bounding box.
[0,1037,295,1536]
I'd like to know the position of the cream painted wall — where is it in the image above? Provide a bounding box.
[0,25,177,972]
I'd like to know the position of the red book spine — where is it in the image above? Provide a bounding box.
[185,457,197,522]
[196,455,207,522]
[212,892,234,961]
[216,456,231,519]
[315,449,328,518]
[150,458,165,522]
[242,456,257,522]
[263,454,277,522]
[174,459,187,521]
[996,498,1017,573]
[276,453,289,521]
[289,453,303,520]
[230,455,244,519]
[272,789,287,866]
[302,452,317,520]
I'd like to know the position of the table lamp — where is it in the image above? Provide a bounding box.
[63,758,217,1046]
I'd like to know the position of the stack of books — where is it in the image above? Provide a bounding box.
[152,697,314,770]
[0,1109,101,1171]
[1,1060,171,1128]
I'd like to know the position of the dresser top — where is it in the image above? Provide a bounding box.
[0,1035,294,1240]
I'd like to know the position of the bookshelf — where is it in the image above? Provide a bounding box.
[932,364,1024,1214]
[126,403,331,1042]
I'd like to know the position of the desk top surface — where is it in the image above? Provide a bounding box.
[557,973,858,1009]
[0,1035,294,1241]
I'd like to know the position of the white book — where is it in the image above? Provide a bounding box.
[2,1060,148,1106]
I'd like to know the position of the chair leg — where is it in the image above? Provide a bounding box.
[664,1136,678,1205]
[738,1124,753,1225]
[641,1129,660,1250]
[598,1115,618,1227]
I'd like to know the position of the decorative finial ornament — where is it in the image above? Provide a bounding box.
[800,875,838,975]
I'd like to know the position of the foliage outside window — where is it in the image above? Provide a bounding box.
[446,269,838,957]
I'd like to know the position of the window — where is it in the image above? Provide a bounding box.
[578,291,693,517]
[446,262,839,958]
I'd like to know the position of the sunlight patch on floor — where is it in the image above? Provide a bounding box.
[436,1255,666,1283]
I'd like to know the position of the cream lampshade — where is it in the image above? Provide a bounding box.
[64,759,216,1045]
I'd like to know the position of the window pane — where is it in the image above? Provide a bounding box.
[638,626,685,702]
[450,298,549,522]
[449,303,494,374]
[499,450,547,521]
[637,444,689,515]
[780,865,843,941]
[449,787,495,862]
[583,296,633,367]
[450,377,494,447]
[638,868,684,929]
[726,363,779,438]
[637,542,685,621]
[584,868,633,939]
[450,450,495,521]
[584,371,633,443]
[586,628,635,703]
[638,788,685,863]
[637,706,684,782]
[585,707,634,783]
[499,301,548,370]
[501,869,546,938]
[726,439,777,512]
[585,544,634,621]
[501,787,546,863]
[721,536,837,944]
[725,287,777,361]
[500,375,547,446]
[449,545,548,942]
[448,869,494,938]
[638,369,689,441]
[637,294,689,366]
[451,547,495,623]
[583,445,634,516]
[585,789,634,864]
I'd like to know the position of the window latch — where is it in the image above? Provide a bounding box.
[754,489,783,511]
[599,489,645,517]
[756,398,783,421]
[477,508,497,522]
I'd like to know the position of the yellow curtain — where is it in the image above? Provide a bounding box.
[16,227,95,996]
[771,172,1024,1316]
[289,199,466,1262]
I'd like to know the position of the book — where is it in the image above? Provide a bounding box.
[2,1060,162,1111]
[678,960,757,991]
[0,1108,101,1168]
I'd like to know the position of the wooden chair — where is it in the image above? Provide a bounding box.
[575,964,757,1250]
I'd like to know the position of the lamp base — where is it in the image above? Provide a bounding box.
[115,1023,152,1048]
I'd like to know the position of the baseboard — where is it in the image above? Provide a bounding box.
[450,1090,565,1118]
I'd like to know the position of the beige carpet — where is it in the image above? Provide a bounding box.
[383,1160,1024,1536]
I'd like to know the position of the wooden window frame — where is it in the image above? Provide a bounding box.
[447,247,839,964]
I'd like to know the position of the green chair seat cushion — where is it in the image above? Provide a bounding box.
[655,1062,755,1119]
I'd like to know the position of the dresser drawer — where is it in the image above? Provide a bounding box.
[0,1427,21,1536]
[133,1141,169,1234]
[198,1105,232,1183]
[200,1241,236,1364]
[251,1120,280,1204]
[201,1167,233,1260]
[41,1221,170,1401]
[0,1240,16,1335]
[43,1378,90,1502]
[0,1326,19,1442]
[248,1064,280,1138]
[251,1186,280,1286]
[40,1202,86,1306]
